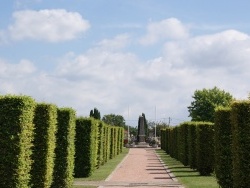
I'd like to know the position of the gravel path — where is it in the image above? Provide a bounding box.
[74,148,184,188]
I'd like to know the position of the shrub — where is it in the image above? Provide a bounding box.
[231,101,250,188]
[196,122,215,176]
[214,107,233,188]
[52,108,76,188]
[96,120,104,168]
[74,118,98,177]
[187,122,197,169]
[30,103,57,188]
[0,95,36,188]
[178,123,189,166]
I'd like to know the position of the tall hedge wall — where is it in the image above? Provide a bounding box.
[110,127,115,159]
[187,122,197,169]
[0,95,36,188]
[196,122,214,176]
[52,108,76,188]
[214,107,233,188]
[231,101,250,188]
[74,118,98,177]
[103,125,111,163]
[96,121,104,168]
[30,103,57,188]
[178,123,189,166]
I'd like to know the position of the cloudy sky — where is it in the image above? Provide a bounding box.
[1,0,250,126]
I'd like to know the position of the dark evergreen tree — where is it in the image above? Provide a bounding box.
[89,107,101,120]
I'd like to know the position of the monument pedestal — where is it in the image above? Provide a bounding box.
[135,142,149,148]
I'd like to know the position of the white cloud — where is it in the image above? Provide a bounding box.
[139,18,189,45]
[96,34,131,51]
[8,9,90,42]
[1,24,250,126]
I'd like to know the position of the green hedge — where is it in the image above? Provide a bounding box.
[178,123,189,166]
[103,125,111,163]
[74,118,98,177]
[110,127,115,159]
[160,129,166,151]
[52,108,76,188]
[30,103,57,188]
[231,101,250,188]
[214,107,233,188]
[96,120,104,168]
[196,122,215,176]
[187,122,197,169]
[0,95,36,188]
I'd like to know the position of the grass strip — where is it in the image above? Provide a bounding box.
[73,147,129,188]
[156,149,219,188]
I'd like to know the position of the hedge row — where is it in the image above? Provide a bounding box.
[74,118,124,177]
[0,95,125,187]
[214,107,233,188]
[0,95,36,188]
[161,121,214,176]
[52,108,76,188]
[31,103,57,188]
[230,101,250,188]
[161,100,250,188]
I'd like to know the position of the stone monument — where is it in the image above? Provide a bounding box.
[136,115,149,147]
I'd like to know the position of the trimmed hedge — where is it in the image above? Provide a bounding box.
[0,95,36,188]
[96,121,105,168]
[214,107,233,188]
[196,122,215,176]
[103,124,111,163]
[74,118,98,177]
[231,101,250,188]
[187,122,197,169]
[178,123,189,166]
[110,127,115,159]
[30,103,57,188]
[52,108,76,188]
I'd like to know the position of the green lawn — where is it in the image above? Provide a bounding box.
[156,149,219,188]
[73,148,129,188]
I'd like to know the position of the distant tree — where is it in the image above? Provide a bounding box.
[188,87,234,122]
[148,121,167,137]
[89,107,101,120]
[102,114,126,127]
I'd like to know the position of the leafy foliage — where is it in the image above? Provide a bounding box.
[30,103,57,188]
[0,95,36,188]
[231,101,250,188]
[196,122,215,176]
[188,87,233,122]
[102,114,126,127]
[52,108,76,188]
[74,118,98,177]
[214,107,233,188]
[187,122,197,169]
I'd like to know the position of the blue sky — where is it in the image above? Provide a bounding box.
[1,0,250,126]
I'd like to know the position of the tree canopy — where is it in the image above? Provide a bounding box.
[102,114,126,127]
[188,87,234,122]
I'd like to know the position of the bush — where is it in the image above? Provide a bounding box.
[196,122,215,176]
[30,103,57,188]
[0,95,36,188]
[214,107,233,188]
[231,101,250,188]
[187,122,197,169]
[52,108,76,188]
[74,118,98,177]
[178,123,189,166]
[96,120,104,168]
